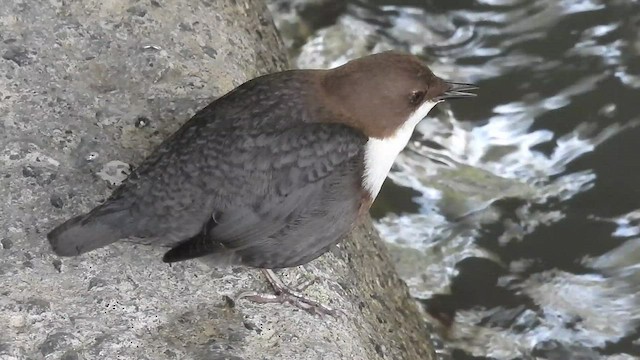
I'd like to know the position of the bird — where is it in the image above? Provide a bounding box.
[47,51,477,314]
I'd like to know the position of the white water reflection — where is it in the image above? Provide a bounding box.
[385,75,638,360]
[447,270,640,358]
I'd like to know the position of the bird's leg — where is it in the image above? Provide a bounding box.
[236,269,343,316]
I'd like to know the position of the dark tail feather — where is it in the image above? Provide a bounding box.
[163,216,225,263]
[162,232,226,263]
[47,204,130,256]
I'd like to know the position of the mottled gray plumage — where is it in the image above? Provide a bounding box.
[48,70,367,268]
[48,51,477,270]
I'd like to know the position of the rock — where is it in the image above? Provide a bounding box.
[50,194,65,208]
[0,0,435,359]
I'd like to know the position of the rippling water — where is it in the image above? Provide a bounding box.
[270,0,640,358]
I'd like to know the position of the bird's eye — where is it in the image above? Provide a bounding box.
[409,90,425,105]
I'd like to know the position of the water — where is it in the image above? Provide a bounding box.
[269,0,640,358]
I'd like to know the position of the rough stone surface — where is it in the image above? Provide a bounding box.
[0,0,436,359]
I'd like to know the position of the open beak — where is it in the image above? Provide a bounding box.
[437,82,478,101]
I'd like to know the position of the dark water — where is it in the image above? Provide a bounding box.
[270,0,640,359]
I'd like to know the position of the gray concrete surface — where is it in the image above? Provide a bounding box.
[0,0,436,359]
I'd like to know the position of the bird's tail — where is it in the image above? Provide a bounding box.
[47,202,131,256]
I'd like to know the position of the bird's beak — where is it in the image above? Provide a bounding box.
[437,82,478,101]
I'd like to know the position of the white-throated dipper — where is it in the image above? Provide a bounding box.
[47,51,477,314]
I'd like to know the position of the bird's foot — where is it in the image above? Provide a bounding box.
[236,269,344,316]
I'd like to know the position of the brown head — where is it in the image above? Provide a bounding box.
[319,51,477,139]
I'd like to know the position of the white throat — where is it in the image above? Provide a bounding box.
[363,100,439,199]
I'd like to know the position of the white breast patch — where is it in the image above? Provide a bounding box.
[363,100,439,199]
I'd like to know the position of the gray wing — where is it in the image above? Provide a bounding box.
[48,72,368,264]
[123,121,367,268]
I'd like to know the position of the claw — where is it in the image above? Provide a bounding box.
[236,269,346,317]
